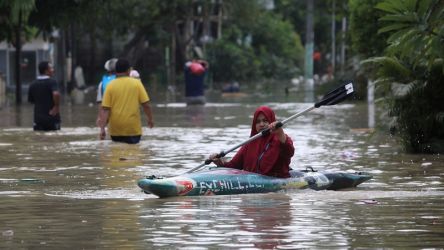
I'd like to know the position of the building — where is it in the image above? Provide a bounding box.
[0,36,51,94]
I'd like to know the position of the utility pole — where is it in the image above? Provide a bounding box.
[304,0,314,102]
[340,16,347,75]
[171,23,176,95]
[331,0,336,75]
[217,0,223,39]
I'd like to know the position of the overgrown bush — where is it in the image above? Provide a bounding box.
[361,0,444,153]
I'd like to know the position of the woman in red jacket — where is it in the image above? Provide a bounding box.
[210,106,294,178]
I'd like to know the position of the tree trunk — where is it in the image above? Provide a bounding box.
[171,23,177,88]
[202,1,210,54]
[331,0,336,75]
[119,27,148,65]
[304,0,314,102]
[304,0,314,81]
[15,10,22,105]
[88,29,97,85]
[56,29,66,95]
[340,16,347,75]
[217,0,223,39]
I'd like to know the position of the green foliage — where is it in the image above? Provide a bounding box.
[251,12,304,78]
[376,0,444,71]
[274,0,336,55]
[393,72,444,153]
[207,38,260,82]
[1,0,35,24]
[207,7,304,82]
[364,0,444,153]
[0,1,304,86]
[28,0,82,35]
[362,56,411,80]
[348,0,388,101]
[0,0,36,43]
[28,0,167,42]
[349,0,387,58]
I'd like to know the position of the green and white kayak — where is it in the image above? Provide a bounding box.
[137,167,372,198]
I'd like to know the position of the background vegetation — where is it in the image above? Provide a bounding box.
[349,0,444,153]
[1,0,443,153]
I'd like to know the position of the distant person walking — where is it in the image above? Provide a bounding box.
[28,61,61,131]
[96,58,117,126]
[184,59,209,105]
[97,58,154,144]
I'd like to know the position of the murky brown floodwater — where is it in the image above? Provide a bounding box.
[1,91,443,249]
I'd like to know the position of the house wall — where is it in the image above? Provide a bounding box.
[0,36,50,94]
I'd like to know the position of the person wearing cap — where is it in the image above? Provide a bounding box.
[129,69,140,79]
[96,58,117,126]
[97,58,154,144]
[184,59,209,105]
[28,61,61,131]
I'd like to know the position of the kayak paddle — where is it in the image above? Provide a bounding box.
[186,82,355,173]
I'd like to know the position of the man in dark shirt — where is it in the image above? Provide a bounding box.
[28,61,61,131]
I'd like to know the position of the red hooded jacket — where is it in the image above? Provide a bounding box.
[223,106,294,178]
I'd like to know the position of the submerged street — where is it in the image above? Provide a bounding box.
[1,94,443,248]
[1,0,443,248]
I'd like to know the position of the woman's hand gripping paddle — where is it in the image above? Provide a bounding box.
[185,82,355,174]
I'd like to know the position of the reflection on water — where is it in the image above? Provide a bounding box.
[138,194,294,248]
[1,100,444,248]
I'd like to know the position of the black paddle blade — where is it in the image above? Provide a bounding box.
[314,82,354,108]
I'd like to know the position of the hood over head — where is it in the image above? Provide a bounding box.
[250,106,276,136]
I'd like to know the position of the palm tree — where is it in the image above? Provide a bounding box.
[364,0,444,153]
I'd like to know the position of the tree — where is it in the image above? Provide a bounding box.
[363,0,444,153]
[377,0,444,71]
[207,2,304,83]
[275,0,348,76]
[348,0,387,99]
[348,0,386,59]
[0,0,36,104]
[1,0,306,95]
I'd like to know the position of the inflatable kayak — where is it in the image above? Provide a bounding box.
[137,167,372,198]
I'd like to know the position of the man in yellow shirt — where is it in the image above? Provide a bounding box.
[98,58,154,144]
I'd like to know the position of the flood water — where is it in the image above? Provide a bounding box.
[1,91,443,249]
